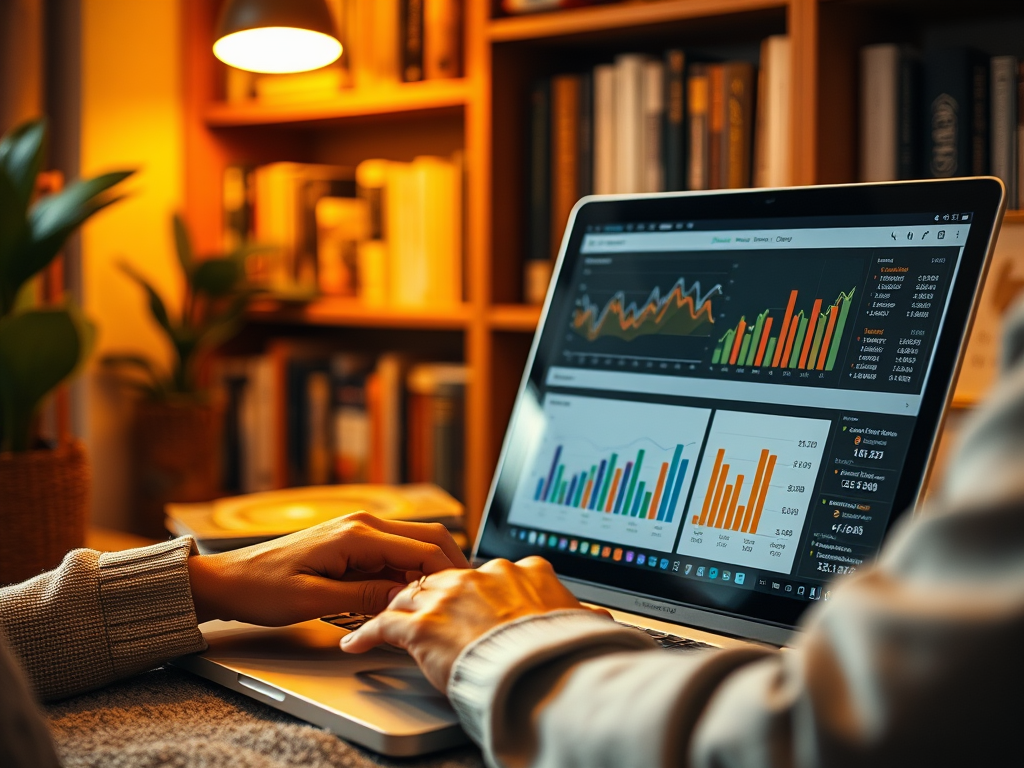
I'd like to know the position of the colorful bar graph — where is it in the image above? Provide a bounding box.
[712,287,856,372]
[691,446,777,534]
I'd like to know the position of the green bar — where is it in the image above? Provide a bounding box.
[825,293,853,371]
[807,314,827,370]
[762,337,777,367]
[557,480,567,504]
[572,471,587,507]
[744,311,767,366]
[549,465,564,504]
[622,449,645,515]
[788,316,808,368]
[597,453,618,510]
[630,482,647,517]
[639,490,654,518]
[711,345,722,365]
[738,334,752,366]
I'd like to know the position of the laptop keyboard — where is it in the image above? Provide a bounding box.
[321,613,715,652]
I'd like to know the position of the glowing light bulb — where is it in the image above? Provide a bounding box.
[213,27,342,74]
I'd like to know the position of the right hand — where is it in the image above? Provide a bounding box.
[341,556,611,691]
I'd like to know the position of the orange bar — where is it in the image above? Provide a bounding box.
[816,302,840,370]
[707,464,730,528]
[771,290,799,366]
[697,449,725,525]
[581,479,594,509]
[728,318,747,365]
[753,317,773,366]
[734,506,745,528]
[648,462,670,519]
[723,475,744,528]
[692,514,699,524]
[604,468,623,512]
[798,299,823,368]
[750,454,778,534]
[714,484,734,528]
[780,312,801,369]
[741,449,770,531]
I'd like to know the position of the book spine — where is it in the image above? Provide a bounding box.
[307,370,332,486]
[860,44,899,182]
[687,64,709,190]
[642,60,665,193]
[991,56,1018,205]
[400,0,424,82]
[724,61,755,188]
[424,0,461,79]
[972,57,989,176]
[897,47,920,180]
[551,75,580,257]
[663,49,686,192]
[526,79,551,303]
[577,70,594,198]
[708,64,725,189]
[615,54,646,194]
[593,64,616,194]
[924,48,987,178]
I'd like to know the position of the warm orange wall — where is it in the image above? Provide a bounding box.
[81,0,184,529]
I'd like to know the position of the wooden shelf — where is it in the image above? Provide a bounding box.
[1004,210,1024,225]
[488,304,543,332]
[247,297,472,330]
[488,0,786,42]
[205,78,471,128]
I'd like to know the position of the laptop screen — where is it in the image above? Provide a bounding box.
[475,181,1004,638]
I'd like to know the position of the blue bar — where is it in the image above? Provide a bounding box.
[572,472,587,506]
[629,481,647,517]
[589,460,607,510]
[565,475,578,507]
[664,459,689,524]
[534,478,545,501]
[614,462,633,514]
[656,445,685,521]
[542,445,562,501]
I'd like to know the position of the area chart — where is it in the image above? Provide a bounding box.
[573,278,721,341]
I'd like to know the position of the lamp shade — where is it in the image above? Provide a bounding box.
[213,0,342,74]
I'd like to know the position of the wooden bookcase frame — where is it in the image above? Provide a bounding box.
[182,0,1024,538]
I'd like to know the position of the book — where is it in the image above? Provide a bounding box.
[367,353,408,485]
[406,363,467,501]
[593,64,616,194]
[424,0,461,79]
[331,354,372,483]
[222,164,254,252]
[551,74,580,257]
[721,62,755,189]
[687,63,710,190]
[577,70,594,198]
[401,0,425,82]
[754,35,791,188]
[642,59,665,193]
[315,196,370,296]
[859,44,919,182]
[614,54,647,194]
[663,49,686,192]
[923,47,989,178]
[991,56,1019,209]
[526,79,552,304]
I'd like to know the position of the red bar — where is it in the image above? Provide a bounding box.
[798,299,823,368]
[697,449,725,526]
[771,290,799,367]
[728,319,747,365]
[753,317,773,366]
[750,454,778,534]
[780,313,801,369]
[816,302,840,370]
[648,462,670,519]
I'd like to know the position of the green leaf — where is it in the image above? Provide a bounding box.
[0,170,31,315]
[118,261,174,339]
[0,119,46,206]
[191,258,242,297]
[0,308,85,451]
[172,213,193,277]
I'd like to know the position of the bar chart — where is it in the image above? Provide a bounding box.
[711,287,856,371]
[677,410,831,573]
[510,394,711,552]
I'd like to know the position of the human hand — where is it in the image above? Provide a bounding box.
[340,556,610,691]
[187,512,469,626]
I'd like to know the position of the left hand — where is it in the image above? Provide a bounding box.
[187,512,469,626]
[340,556,610,691]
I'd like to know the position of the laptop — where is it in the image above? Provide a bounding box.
[175,178,1006,754]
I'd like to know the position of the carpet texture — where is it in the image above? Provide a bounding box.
[43,667,483,768]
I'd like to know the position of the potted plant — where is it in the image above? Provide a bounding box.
[103,215,259,537]
[0,118,132,584]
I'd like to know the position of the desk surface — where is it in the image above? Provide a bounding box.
[45,666,482,768]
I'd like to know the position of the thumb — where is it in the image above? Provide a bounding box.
[303,576,406,616]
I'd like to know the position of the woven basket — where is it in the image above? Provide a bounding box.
[131,400,222,539]
[0,441,89,586]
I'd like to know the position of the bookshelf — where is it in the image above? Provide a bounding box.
[182,0,1024,539]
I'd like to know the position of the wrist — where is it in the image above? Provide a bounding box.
[187,552,229,624]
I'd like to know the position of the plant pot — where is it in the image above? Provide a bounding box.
[0,441,90,586]
[131,399,222,539]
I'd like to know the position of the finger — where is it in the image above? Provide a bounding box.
[343,528,459,577]
[301,575,407,616]
[516,555,557,573]
[340,610,414,653]
[351,515,470,568]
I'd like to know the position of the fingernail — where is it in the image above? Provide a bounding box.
[387,586,403,603]
[341,633,354,646]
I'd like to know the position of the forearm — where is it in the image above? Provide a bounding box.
[0,537,206,701]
